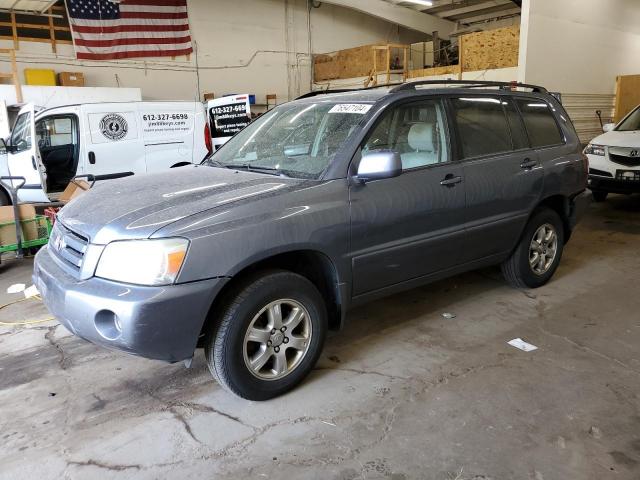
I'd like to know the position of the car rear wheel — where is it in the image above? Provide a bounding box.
[501,208,565,289]
[592,190,608,202]
[205,270,327,400]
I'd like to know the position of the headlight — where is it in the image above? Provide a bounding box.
[584,144,605,156]
[96,238,189,286]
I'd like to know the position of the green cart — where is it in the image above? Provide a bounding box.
[0,176,53,263]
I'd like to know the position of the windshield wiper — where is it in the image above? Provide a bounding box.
[222,164,287,177]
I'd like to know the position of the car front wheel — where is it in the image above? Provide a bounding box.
[501,208,565,289]
[205,270,327,400]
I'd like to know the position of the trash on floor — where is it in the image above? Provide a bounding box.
[442,312,457,319]
[7,283,26,294]
[507,338,538,352]
[23,285,40,299]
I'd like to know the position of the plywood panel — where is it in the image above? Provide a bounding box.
[313,44,407,82]
[461,25,520,72]
[408,65,459,78]
[614,74,640,122]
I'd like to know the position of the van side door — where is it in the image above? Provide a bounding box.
[83,106,145,178]
[452,95,544,263]
[349,98,466,297]
[140,103,197,171]
[6,104,49,203]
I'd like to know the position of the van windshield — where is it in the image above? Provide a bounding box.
[204,102,372,179]
[617,106,640,132]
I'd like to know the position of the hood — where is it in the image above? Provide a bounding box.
[590,130,640,148]
[58,165,305,244]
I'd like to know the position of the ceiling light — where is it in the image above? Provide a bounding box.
[401,0,434,6]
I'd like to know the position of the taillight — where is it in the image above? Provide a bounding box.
[204,122,213,154]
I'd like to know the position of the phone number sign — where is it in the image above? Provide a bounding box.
[209,96,252,139]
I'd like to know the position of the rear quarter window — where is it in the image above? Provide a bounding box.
[515,98,564,148]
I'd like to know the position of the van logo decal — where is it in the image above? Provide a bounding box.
[99,113,128,141]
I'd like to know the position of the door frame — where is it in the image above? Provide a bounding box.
[35,112,82,191]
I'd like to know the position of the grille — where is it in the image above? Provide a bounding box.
[609,153,640,167]
[49,221,89,272]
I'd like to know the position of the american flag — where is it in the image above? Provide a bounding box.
[66,0,193,60]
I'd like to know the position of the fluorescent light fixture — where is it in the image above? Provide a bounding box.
[402,0,434,6]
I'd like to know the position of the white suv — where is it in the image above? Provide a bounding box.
[585,104,640,202]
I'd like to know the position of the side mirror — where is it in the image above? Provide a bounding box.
[603,123,615,133]
[356,150,402,183]
[0,138,6,155]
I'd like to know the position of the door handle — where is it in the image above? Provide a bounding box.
[31,156,37,170]
[440,174,462,187]
[520,158,537,170]
[89,151,96,164]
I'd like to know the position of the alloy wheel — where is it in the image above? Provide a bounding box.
[242,299,313,380]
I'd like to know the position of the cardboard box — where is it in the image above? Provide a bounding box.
[58,72,85,87]
[0,204,36,246]
[24,68,57,86]
[60,179,91,204]
[203,92,216,101]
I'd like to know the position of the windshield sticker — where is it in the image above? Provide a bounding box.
[329,104,372,115]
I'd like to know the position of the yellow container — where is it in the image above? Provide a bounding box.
[24,68,57,86]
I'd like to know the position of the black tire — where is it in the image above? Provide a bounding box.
[0,189,10,206]
[205,270,327,400]
[592,190,608,202]
[501,208,565,289]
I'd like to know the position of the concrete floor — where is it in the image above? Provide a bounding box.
[1,196,639,480]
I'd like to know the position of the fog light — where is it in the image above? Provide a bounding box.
[95,310,122,341]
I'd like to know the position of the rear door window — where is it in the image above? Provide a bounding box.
[515,98,564,148]
[451,97,512,159]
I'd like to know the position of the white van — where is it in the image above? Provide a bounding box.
[0,101,212,204]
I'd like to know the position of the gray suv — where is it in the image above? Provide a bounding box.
[34,81,589,400]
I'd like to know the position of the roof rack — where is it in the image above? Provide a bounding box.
[389,80,548,94]
[295,80,548,101]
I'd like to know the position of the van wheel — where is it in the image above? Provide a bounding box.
[501,208,565,289]
[592,190,608,202]
[205,270,327,400]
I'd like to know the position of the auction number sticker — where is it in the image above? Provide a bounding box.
[329,104,373,114]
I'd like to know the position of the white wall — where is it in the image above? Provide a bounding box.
[0,85,141,108]
[0,0,429,104]
[518,0,640,94]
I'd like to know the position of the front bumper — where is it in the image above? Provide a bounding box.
[33,245,227,362]
[588,175,640,194]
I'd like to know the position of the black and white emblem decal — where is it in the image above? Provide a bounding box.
[99,113,128,141]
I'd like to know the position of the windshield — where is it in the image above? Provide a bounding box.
[617,105,640,132]
[204,102,372,179]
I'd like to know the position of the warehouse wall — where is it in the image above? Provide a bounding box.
[0,0,426,105]
[518,0,640,94]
